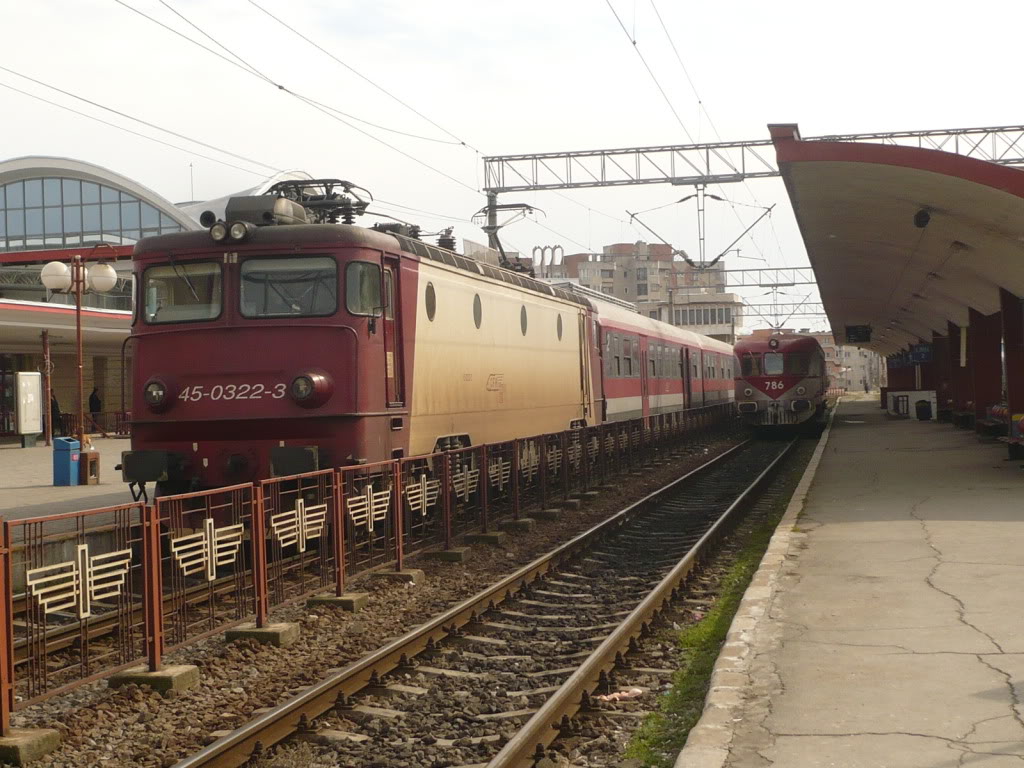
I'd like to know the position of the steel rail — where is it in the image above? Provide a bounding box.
[487,436,797,767]
[172,440,752,768]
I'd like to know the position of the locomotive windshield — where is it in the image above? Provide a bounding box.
[740,352,762,376]
[763,352,784,375]
[143,261,222,323]
[785,352,809,375]
[241,256,337,318]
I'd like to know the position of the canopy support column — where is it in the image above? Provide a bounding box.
[932,332,952,422]
[968,308,1002,430]
[1000,289,1024,457]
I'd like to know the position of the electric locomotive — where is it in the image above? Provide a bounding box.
[734,333,827,428]
[120,179,733,496]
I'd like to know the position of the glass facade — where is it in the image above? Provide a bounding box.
[0,177,182,252]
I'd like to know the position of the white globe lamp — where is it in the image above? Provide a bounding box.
[40,261,72,292]
[88,262,118,293]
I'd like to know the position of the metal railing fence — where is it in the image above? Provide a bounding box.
[0,403,736,734]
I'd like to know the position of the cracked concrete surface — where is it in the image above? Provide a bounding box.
[675,398,1024,768]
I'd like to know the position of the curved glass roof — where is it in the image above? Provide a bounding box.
[0,176,183,252]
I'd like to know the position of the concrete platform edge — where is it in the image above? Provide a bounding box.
[673,400,840,768]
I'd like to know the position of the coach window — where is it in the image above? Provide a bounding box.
[345,261,383,316]
[241,256,337,318]
[763,352,784,375]
[143,261,222,323]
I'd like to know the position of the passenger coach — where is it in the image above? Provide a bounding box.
[121,181,733,496]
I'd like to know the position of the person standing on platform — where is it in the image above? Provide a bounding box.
[89,387,102,431]
[50,394,62,437]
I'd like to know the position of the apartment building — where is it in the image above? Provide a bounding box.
[569,241,743,343]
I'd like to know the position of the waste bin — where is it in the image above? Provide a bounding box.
[915,399,933,421]
[53,437,80,486]
[81,443,100,485]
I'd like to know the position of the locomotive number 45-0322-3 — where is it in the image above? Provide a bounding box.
[178,383,287,402]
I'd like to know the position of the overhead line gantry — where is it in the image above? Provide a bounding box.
[482,125,1024,193]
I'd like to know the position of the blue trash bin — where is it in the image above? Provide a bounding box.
[53,438,81,486]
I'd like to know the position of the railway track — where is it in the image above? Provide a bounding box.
[171,437,797,768]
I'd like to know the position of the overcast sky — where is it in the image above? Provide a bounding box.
[5,0,1020,330]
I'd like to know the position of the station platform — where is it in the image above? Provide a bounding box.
[680,396,1024,768]
[0,437,133,520]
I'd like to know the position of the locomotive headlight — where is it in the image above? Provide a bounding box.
[289,370,333,408]
[796,386,807,395]
[144,379,169,410]
[228,221,251,241]
[291,375,314,401]
[744,387,753,397]
[210,222,228,242]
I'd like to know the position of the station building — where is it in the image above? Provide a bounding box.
[0,156,309,440]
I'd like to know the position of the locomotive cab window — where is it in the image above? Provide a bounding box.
[241,256,337,318]
[785,352,809,375]
[740,352,762,377]
[346,261,383,316]
[143,261,222,324]
[763,352,784,375]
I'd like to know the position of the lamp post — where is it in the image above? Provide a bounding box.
[40,247,117,475]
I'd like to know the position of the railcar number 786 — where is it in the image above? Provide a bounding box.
[178,383,287,402]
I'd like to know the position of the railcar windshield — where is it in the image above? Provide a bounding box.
[241,256,337,318]
[763,352,784,375]
[740,352,762,376]
[785,352,809,375]
[143,261,222,324]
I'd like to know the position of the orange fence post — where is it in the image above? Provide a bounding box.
[333,471,347,596]
[142,505,164,673]
[252,488,269,628]
[392,462,404,572]
[0,522,13,736]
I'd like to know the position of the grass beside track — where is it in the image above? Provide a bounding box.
[624,439,815,768]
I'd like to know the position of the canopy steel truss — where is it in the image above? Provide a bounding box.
[742,302,826,317]
[483,125,1024,193]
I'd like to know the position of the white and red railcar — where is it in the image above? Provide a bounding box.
[734,334,827,428]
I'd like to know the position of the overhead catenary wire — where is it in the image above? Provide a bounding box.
[246,0,479,153]
[114,0,480,194]
[648,0,786,266]
[248,0,629,249]
[0,64,281,176]
[602,0,696,145]
[0,79,275,179]
[0,72,482,235]
[113,1,466,147]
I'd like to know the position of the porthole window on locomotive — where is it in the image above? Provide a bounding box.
[425,282,436,321]
[520,305,528,335]
[556,314,563,340]
[473,293,482,329]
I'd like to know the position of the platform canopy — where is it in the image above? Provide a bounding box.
[769,124,1024,355]
[0,299,129,355]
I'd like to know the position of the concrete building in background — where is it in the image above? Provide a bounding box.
[567,241,743,343]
